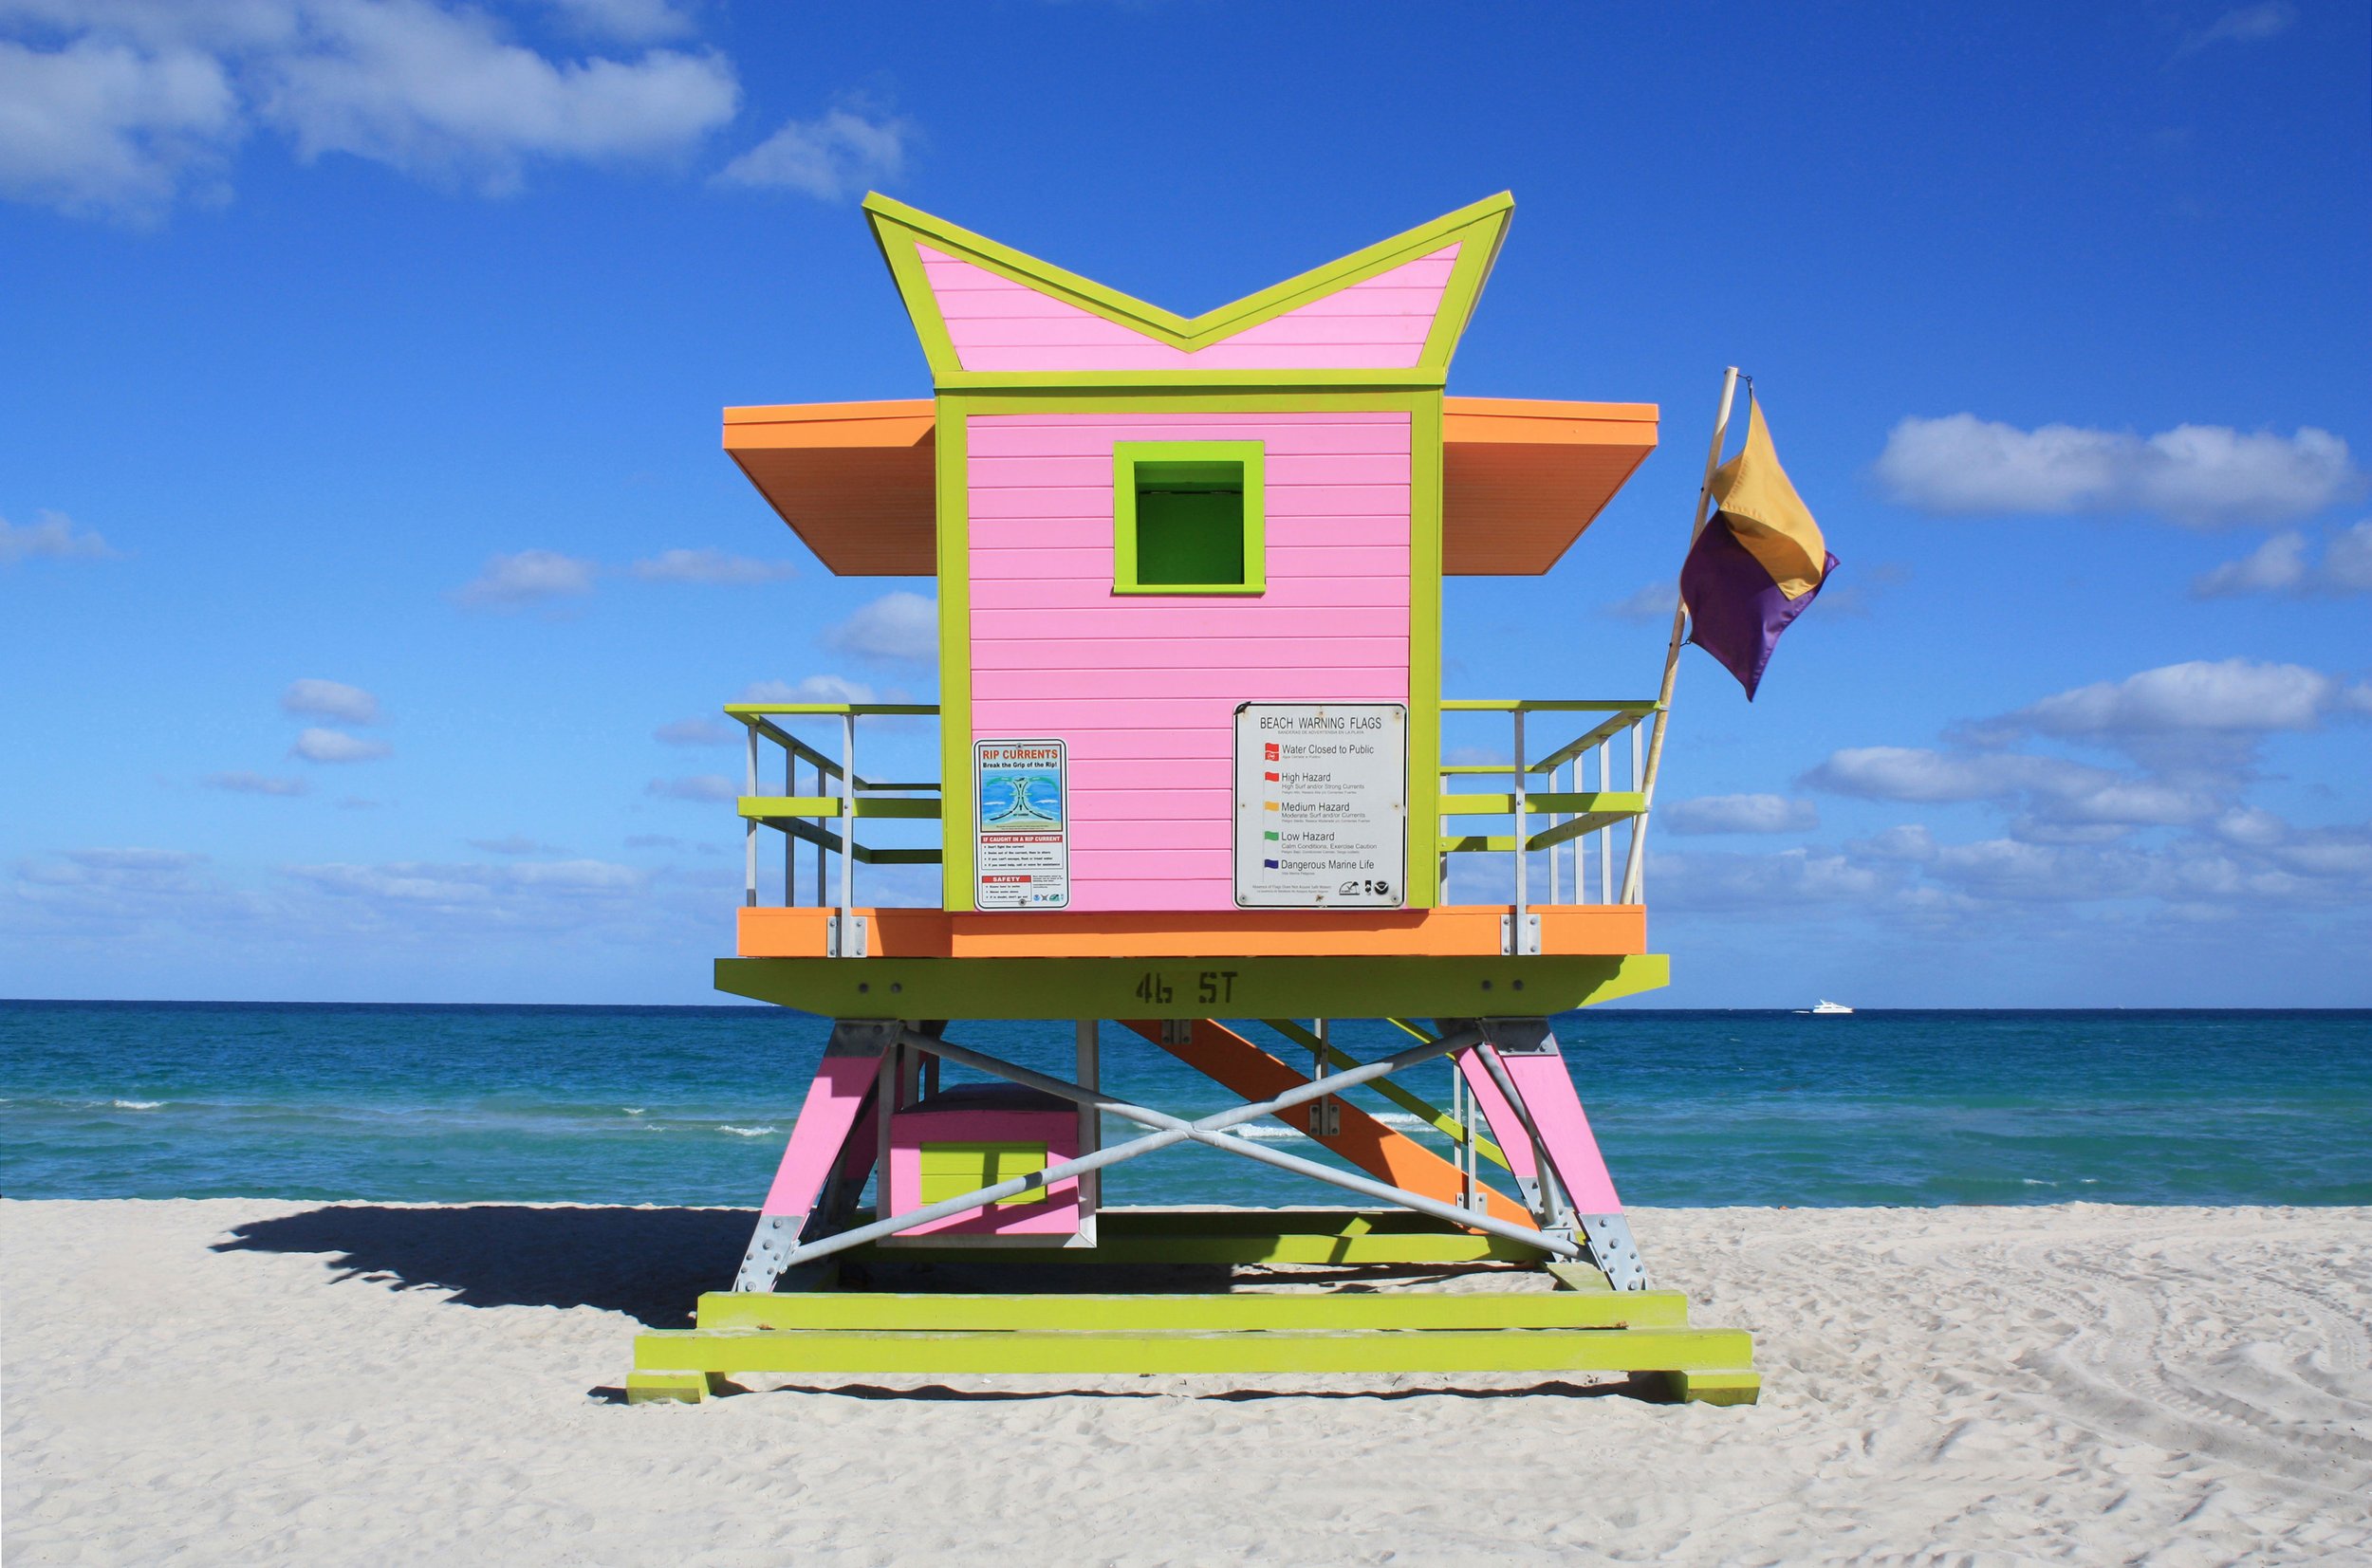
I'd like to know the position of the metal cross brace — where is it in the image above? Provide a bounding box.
[767,1022,1582,1274]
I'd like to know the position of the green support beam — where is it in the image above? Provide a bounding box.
[714,953,1668,1021]
[635,1325,1753,1378]
[695,1290,1692,1333]
[862,1231,1540,1265]
[1258,1018,1512,1171]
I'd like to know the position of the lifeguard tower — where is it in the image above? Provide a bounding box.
[627,193,1758,1404]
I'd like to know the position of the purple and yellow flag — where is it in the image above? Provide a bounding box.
[1678,396,1836,699]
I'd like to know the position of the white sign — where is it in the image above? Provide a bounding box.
[1232,703,1407,909]
[974,739,1068,910]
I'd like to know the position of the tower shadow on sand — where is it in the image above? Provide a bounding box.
[213,1205,753,1328]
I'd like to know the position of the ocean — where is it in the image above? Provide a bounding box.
[3,1002,2367,1208]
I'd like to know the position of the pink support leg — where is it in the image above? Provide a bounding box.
[1474,1021,1648,1291]
[1455,1048,1537,1187]
[732,1024,893,1291]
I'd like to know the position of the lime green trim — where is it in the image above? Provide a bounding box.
[695,1290,1689,1332]
[1439,698,1662,712]
[870,215,960,377]
[726,703,938,718]
[623,1370,717,1405]
[862,191,1514,381]
[1111,440,1266,595]
[1259,1016,1509,1171]
[1408,393,1443,907]
[875,1232,1529,1267]
[937,369,1449,393]
[634,1323,1750,1377]
[936,401,975,912]
[1437,792,1644,819]
[739,796,939,821]
[918,1141,1047,1207]
[955,390,1430,415]
[1650,1369,1764,1406]
[1421,199,1513,366]
[713,952,1669,1021]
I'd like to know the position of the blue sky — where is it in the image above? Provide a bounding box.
[3,1,2366,1005]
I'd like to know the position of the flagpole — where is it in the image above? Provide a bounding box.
[1620,365,1740,904]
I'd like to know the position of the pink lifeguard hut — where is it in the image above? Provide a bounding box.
[625,193,1759,1404]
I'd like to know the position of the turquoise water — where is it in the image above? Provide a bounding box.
[3,1002,2367,1208]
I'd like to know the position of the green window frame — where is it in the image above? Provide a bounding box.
[1112,440,1266,595]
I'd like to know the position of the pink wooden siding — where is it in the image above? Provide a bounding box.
[969,412,1412,913]
[923,246,1458,374]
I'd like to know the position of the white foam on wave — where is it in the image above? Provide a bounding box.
[113,1099,164,1111]
[1230,1124,1308,1141]
[717,1125,778,1137]
[621,1108,646,1116]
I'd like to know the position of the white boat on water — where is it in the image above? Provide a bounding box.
[1810,1000,1854,1015]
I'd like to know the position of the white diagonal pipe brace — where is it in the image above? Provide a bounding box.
[776,1024,1574,1267]
[915,1028,1574,1259]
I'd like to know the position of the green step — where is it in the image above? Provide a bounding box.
[695,1290,1692,1333]
[635,1324,1752,1377]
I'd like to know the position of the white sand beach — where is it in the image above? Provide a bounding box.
[5,1200,2366,1564]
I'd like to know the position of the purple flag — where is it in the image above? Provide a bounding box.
[1678,518,1839,700]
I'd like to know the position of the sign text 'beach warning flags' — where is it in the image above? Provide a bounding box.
[1677,394,1837,699]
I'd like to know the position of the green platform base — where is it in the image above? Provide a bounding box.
[715,952,1667,1021]
[627,1209,1758,1403]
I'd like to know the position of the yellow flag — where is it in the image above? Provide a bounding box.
[1708,398,1827,600]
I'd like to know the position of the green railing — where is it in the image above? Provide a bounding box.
[1436,699,1660,940]
[730,703,942,953]
[728,697,1660,950]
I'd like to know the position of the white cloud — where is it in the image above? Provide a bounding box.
[1804,747,2214,830]
[537,0,696,43]
[2195,520,2372,597]
[1660,793,1819,835]
[286,855,645,914]
[2192,529,2307,596]
[712,104,908,199]
[258,1,738,195]
[645,773,735,802]
[203,770,308,796]
[280,676,380,724]
[2011,658,2349,739]
[1650,848,1899,912]
[466,834,565,854]
[824,591,936,663]
[0,509,120,563]
[1845,823,1938,862]
[2325,520,2372,591]
[453,547,597,607]
[0,37,239,219]
[1874,414,2358,527]
[2184,2,2295,52]
[0,0,740,217]
[654,716,734,746]
[742,673,877,705]
[289,726,391,763]
[1600,581,1678,622]
[630,547,795,585]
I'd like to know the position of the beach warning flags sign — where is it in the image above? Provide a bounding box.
[1678,394,1837,699]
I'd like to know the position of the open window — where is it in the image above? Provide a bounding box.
[1112,441,1266,595]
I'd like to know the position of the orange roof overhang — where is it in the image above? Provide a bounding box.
[723,396,1657,577]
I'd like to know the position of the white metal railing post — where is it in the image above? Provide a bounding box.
[1630,717,1644,904]
[813,758,826,906]
[742,723,758,908]
[1547,759,1561,906]
[838,710,857,950]
[1510,709,1527,931]
[1598,739,1612,904]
